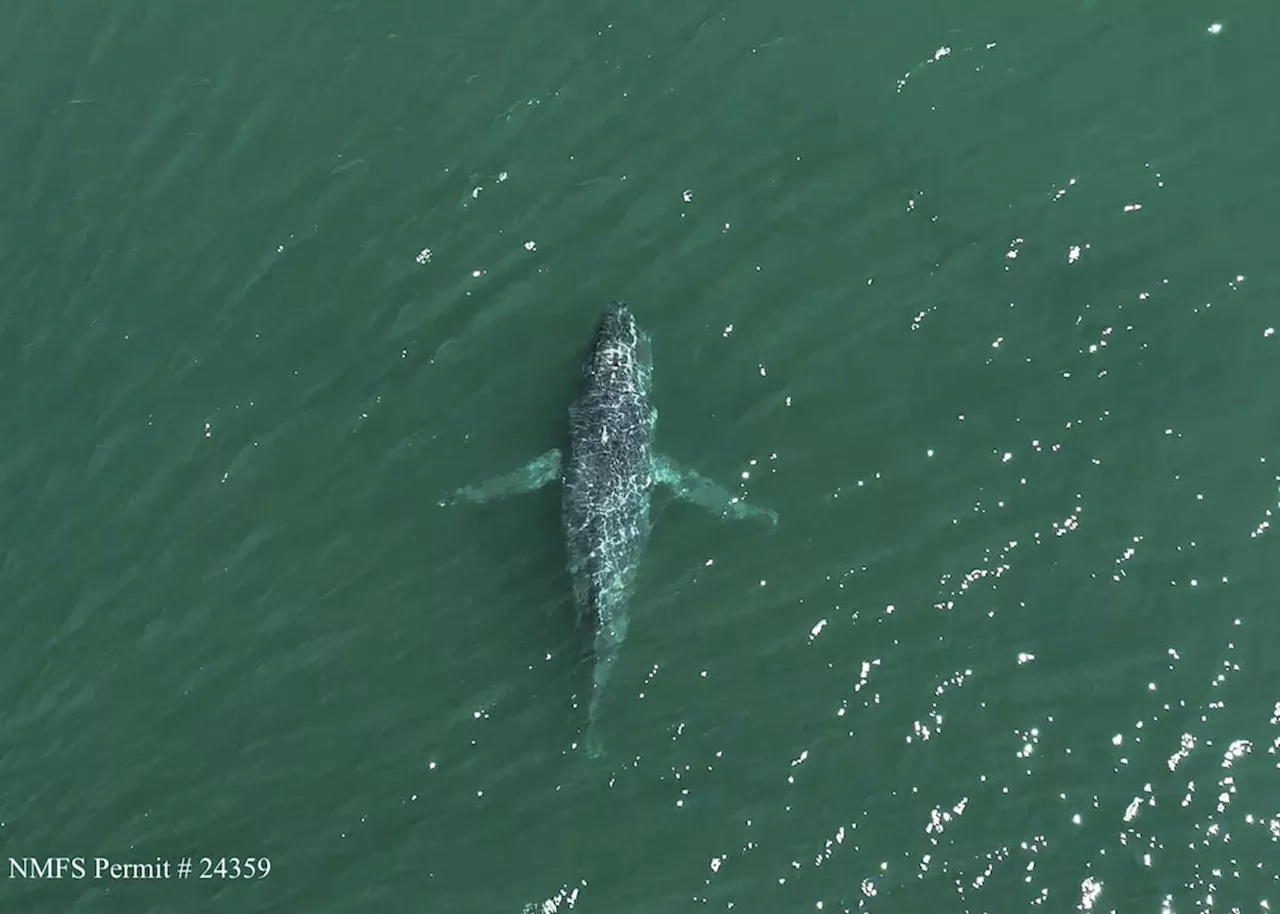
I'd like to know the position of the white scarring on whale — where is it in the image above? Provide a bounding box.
[439,303,777,757]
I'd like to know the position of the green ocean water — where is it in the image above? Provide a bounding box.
[2,1,1278,912]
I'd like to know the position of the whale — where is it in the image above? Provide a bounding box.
[439,303,776,756]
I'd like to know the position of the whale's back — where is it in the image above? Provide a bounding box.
[562,303,654,660]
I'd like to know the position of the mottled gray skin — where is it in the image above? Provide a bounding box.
[439,302,776,758]
[562,304,656,750]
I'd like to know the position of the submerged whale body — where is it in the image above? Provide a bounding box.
[439,302,777,757]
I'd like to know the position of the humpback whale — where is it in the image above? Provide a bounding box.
[439,303,776,756]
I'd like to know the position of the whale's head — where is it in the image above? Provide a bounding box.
[585,302,651,392]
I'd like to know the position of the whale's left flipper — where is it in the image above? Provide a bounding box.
[652,453,778,526]
[439,448,563,506]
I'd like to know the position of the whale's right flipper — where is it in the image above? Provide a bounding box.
[438,448,563,506]
[652,453,778,526]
